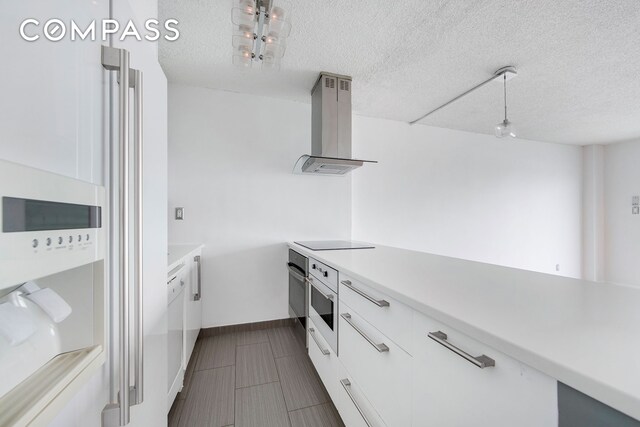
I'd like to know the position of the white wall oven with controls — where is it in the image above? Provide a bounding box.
[308,258,339,354]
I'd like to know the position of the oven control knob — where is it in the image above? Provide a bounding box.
[58,236,63,245]
[32,239,39,248]
[323,271,328,277]
[312,264,316,270]
[78,234,82,242]
[46,238,52,246]
[68,236,73,243]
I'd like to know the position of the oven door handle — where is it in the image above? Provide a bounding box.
[307,277,334,301]
[287,263,306,282]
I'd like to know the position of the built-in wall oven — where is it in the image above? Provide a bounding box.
[287,249,308,345]
[307,259,338,354]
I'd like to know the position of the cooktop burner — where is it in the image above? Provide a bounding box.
[294,240,375,251]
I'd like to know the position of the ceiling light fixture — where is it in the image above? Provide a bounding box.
[231,0,291,70]
[409,66,518,137]
[495,71,516,138]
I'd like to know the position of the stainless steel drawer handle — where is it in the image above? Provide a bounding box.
[341,280,389,307]
[341,313,389,353]
[309,328,330,355]
[428,331,495,368]
[340,379,372,427]
[194,255,202,301]
[308,278,334,301]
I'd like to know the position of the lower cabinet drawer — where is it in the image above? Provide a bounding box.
[412,311,558,427]
[307,318,338,400]
[339,302,412,427]
[334,360,386,427]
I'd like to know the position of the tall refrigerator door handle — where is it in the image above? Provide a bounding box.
[131,68,144,406]
[194,255,202,301]
[101,45,131,426]
[101,46,144,426]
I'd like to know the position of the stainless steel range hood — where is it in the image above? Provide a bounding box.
[294,72,376,175]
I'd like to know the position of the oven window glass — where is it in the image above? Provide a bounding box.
[311,284,334,331]
[289,271,306,320]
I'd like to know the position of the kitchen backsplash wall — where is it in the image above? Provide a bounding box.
[351,115,584,278]
[168,84,351,328]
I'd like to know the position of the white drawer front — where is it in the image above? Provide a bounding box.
[309,257,338,292]
[339,302,412,427]
[339,273,413,354]
[335,361,386,427]
[307,318,338,400]
[412,311,557,427]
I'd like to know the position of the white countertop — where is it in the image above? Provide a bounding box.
[289,242,640,420]
[168,244,204,271]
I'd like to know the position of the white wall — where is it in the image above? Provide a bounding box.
[581,145,605,281]
[351,117,583,278]
[168,84,351,328]
[604,140,640,287]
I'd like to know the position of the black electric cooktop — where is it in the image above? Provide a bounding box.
[294,240,375,251]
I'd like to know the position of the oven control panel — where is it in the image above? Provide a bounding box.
[309,258,338,292]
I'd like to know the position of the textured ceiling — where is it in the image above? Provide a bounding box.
[159,0,640,145]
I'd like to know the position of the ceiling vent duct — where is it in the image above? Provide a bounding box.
[294,72,376,175]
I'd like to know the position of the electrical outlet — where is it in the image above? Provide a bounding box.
[633,196,640,206]
[175,207,184,220]
[633,206,640,215]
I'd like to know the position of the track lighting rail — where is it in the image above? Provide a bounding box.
[409,66,517,125]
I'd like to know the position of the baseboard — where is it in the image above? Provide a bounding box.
[199,318,295,338]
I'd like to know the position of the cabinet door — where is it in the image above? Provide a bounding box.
[334,361,386,427]
[412,311,558,427]
[185,249,202,364]
[307,318,338,400]
[0,1,108,184]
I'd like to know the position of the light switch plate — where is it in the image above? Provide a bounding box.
[175,207,184,220]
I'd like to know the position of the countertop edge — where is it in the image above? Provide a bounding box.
[288,242,640,421]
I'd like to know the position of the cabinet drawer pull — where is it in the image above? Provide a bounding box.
[341,280,389,307]
[340,379,372,427]
[309,328,330,355]
[428,331,495,368]
[341,313,389,353]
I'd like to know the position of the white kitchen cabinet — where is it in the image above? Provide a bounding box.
[307,317,339,401]
[412,310,558,427]
[0,0,107,186]
[338,301,412,427]
[334,361,387,427]
[339,273,414,353]
[184,248,202,365]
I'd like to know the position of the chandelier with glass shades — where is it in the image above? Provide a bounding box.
[232,0,291,69]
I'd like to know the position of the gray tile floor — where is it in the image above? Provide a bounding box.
[169,325,345,427]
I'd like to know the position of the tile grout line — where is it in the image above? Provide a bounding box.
[268,328,292,426]
[194,362,236,373]
[233,352,237,427]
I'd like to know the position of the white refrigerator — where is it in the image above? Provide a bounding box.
[0,0,168,426]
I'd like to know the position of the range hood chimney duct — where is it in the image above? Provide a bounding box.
[293,72,376,175]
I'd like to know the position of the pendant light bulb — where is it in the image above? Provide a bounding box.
[495,73,516,138]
